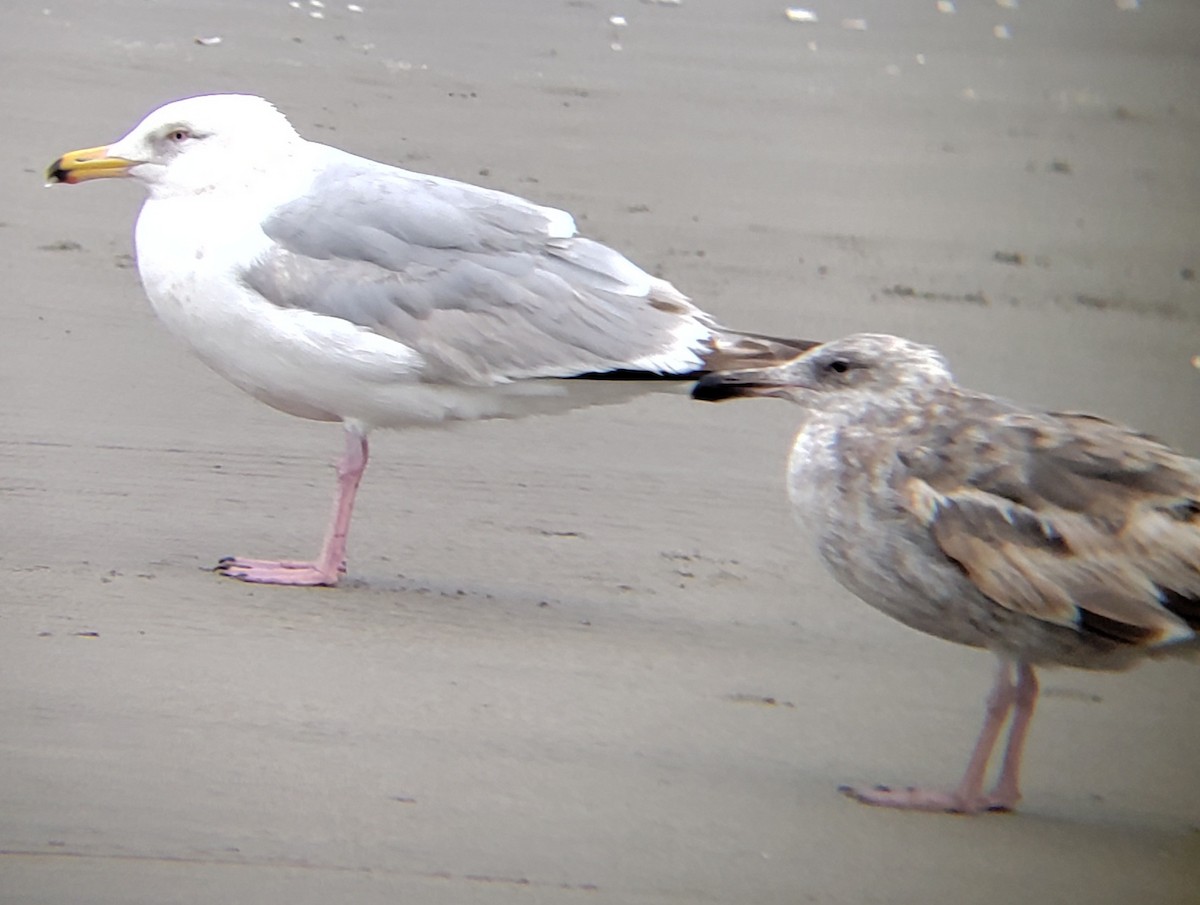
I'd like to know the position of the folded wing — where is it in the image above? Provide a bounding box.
[901,408,1200,647]
[241,149,720,385]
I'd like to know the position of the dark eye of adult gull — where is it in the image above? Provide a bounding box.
[46,94,816,586]
[693,333,1200,814]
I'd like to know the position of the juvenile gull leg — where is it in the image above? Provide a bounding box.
[216,427,369,586]
[983,662,1039,811]
[840,659,1020,814]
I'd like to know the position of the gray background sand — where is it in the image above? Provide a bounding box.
[2,1,1198,902]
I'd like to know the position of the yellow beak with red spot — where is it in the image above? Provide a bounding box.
[46,146,136,185]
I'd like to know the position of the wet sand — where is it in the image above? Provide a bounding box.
[2,1,1199,902]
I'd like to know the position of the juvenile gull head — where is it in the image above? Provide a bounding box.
[47,94,816,586]
[695,332,1200,813]
[692,332,952,407]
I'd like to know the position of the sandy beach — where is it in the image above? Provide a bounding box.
[2,1,1198,902]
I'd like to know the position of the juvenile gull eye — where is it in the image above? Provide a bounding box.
[828,359,849,374]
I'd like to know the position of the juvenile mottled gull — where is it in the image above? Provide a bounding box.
[694,334,1199,813]
[47,94,813,586]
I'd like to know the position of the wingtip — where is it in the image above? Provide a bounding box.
[691,373,758,402]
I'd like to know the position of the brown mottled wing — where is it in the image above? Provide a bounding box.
[901,407,1200,646]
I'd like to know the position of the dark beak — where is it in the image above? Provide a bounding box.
[692,371,776,402]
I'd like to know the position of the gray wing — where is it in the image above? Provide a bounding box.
[899,404,1200,647]
[241,147,716,385]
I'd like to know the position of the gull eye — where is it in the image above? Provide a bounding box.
[828,359,850,374]
[166,128,192,143]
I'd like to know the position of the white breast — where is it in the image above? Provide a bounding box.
[134,186,428,425]
[785,415,843,544]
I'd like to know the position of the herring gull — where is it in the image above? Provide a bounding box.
[693,333,1199,813]
[47,94,815,586]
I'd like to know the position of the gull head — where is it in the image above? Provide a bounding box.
[692,333,954,408]
[46,94,302,198]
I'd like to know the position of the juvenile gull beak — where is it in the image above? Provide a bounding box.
[691,366,795,402]
[46,146,135,185]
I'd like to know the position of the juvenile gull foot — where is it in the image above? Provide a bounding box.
[837,785,1009,815]
[837,661,1034,814]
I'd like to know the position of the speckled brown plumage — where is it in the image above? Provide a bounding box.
[693,333,1199,813]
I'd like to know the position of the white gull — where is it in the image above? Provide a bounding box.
[49,94,814,586]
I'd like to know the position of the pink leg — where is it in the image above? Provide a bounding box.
[983,662,1039,811]
[216,427,369,586]
[840,659,1021,814]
